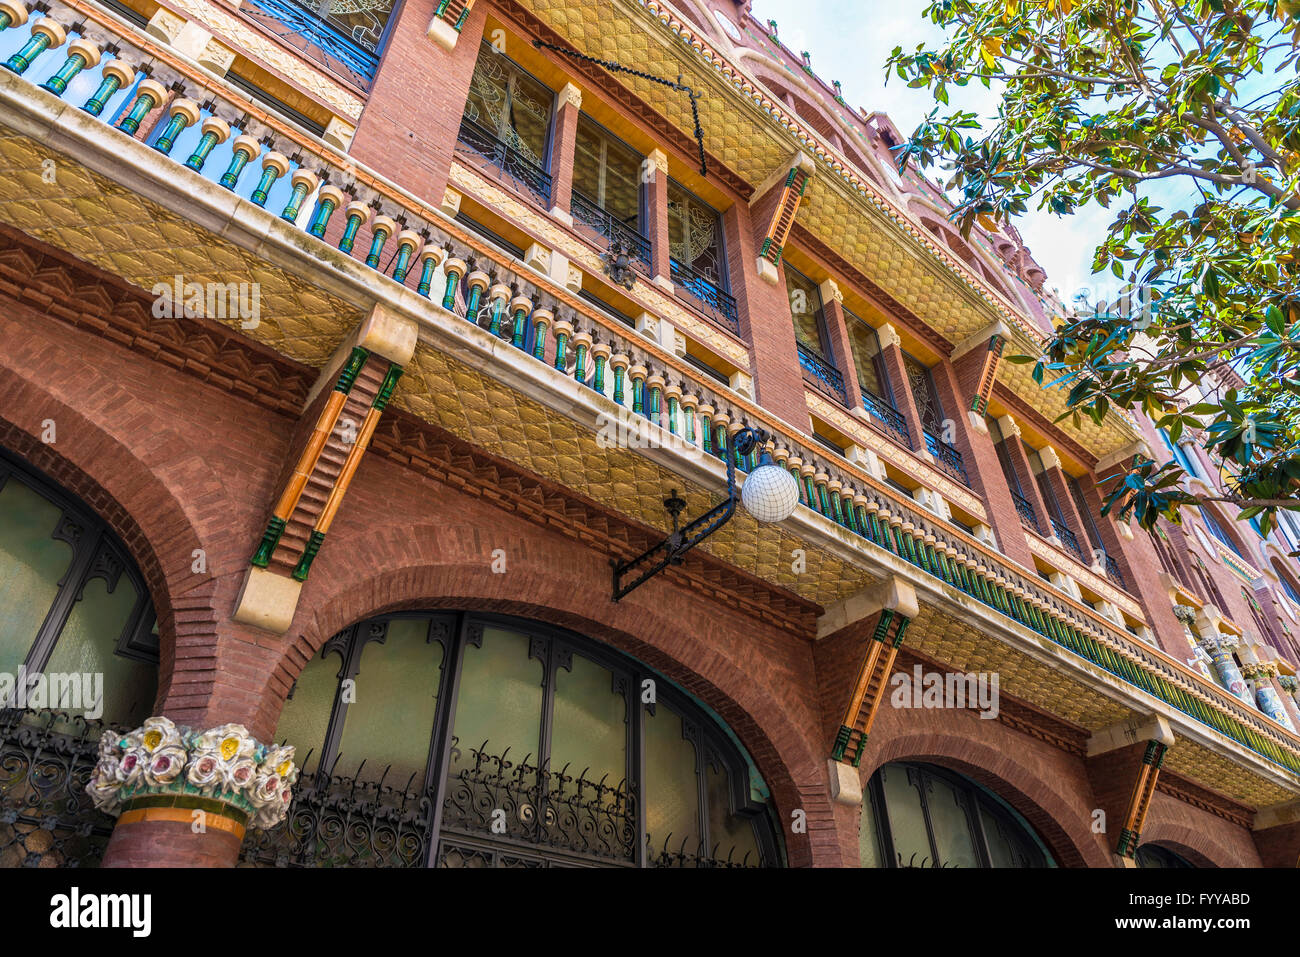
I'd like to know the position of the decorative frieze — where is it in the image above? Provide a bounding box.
[86,717,298,830]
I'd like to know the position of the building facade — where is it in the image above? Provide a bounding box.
[1,0,1299,868]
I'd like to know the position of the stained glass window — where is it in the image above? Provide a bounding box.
[463,44,555,169]
[667,179,725,285]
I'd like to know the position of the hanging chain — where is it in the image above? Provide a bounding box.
[532,39,708,177]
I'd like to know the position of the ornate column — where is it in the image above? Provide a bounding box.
[89,718,298,867]
[1200,630,1253,705]
[1240,652,1296,730]
[546,82,582,223]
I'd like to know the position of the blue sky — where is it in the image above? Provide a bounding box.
[748,0,1142,306]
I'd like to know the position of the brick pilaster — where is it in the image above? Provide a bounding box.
[547,83,582,218]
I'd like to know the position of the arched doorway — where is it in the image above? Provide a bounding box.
[243,612,784,868]
[0,448,159,867]
[860,761,1055,868]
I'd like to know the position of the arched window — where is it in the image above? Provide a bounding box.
[0,449,157,727]
[1199,507,1243,559]
[0,449,159,868]
[245,612,782,868]
[1135,843,1195,868]
[861,761,1054,868]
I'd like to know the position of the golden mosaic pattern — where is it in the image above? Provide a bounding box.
[1163,738,1295,808]
[395,345,873,606]
[0,130,362,366]
[904,601,1296,807]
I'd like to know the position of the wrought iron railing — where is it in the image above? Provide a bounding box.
[1011,490,1040,533]
[570,190,651,271]
[437,739,637,866]
[239,762,434,867]
[0,708,113,868]
[455,118,554,208]
[1051,519,1088,564]
[1103,551,1126,589]
[241,0,382,89]
[668,256,740,335]
[797,343,847,404]
[861,390,911,447]
[923,430,969,487]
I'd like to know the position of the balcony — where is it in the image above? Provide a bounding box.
[861,390,911,448]
[923,430,969,488]
[1011,490,1040,533]
[6,15,1300,804]
[455,118,553,209]
[797,342,847,404]
[241,0,381,89]
[1051,518,1089,565]
[668,256,739,335]
[1102,550,1126,589]
[570,190,650,273]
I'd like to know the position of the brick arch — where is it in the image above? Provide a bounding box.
[0,363,237,714]
[860,731,1110,867]
[1135,823,1231,868]
[269,542,838,866]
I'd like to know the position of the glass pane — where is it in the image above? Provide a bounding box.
[550,652,627,799]
[43,570,153,727]
[705,760,761,866]
[785,267,827,355]
[323,0,395,53]
[336,618,443,786]
[644,705,701,859]
[847,319,885,398]
[463,48,553,168]
[0,477,74,675]
[574,116,643,226]
[273,646,345,777]
[880,764,930,868]
[924,774,980,868]
[667,181,722,281]
[980,803,1018,867]
[449,625,544,776]
[860,789,882,868]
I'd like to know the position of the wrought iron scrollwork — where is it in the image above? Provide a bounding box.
[0,708,114,868]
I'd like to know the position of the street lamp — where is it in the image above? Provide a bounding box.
[611,426,800,600]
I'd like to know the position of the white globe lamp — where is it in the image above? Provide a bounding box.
[741,448,800,524]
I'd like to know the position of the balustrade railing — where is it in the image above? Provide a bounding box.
[923,430,969,487]
[455,117,553,208]
[861,390,911,448]
[11,3,1300,778]
[570,189,650,271]
[797,342,847,404]
[668,256,740,335]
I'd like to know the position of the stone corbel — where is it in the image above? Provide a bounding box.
[428,0,476,51]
